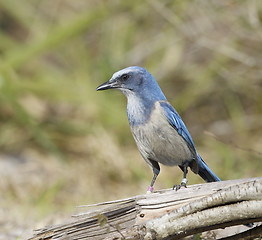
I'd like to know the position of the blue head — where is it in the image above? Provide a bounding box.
[96,66,167,125]
[96,66,166,101]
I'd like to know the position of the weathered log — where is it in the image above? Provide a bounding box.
[28,177,262,240]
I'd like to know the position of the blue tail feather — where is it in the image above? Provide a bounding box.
[197,154,220,182]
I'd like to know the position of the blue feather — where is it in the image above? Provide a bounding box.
[160,101,196,153]
[160,101,221,182]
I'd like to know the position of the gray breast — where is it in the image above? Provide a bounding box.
[130,102,193,167]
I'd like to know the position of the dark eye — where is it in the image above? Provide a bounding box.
[121,74,129,81]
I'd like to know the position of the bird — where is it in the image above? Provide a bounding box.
[96,66,220,193]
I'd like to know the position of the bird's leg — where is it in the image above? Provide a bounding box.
[147,171,158,193]
[173,161,189,191]
[180,163,189,188]
[147,160,160,193]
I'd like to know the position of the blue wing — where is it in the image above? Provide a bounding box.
[159,101,197,154]
[160,101,221,182]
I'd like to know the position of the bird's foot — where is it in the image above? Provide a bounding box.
[146,186,154,194]
[173,178,188,191]
[245,223,254,228]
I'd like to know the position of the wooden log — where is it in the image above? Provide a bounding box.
[28,177,262,240]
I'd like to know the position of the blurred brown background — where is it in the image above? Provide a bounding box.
[0,0,261,239]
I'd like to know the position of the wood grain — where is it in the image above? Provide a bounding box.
[28,177,262,240]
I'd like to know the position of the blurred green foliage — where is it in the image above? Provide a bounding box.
[0,0,262,232]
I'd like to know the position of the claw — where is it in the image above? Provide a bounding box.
[173,184,181,191]
[173,178,188,191]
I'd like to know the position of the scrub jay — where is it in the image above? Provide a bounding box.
[96,66,220,193]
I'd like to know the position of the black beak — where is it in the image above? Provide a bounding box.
[96,80,119,91]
